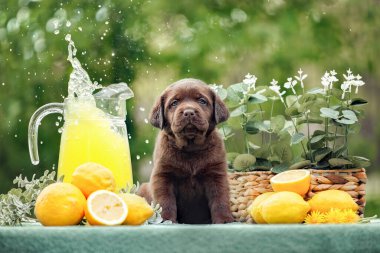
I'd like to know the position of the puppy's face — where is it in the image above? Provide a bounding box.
[150,79,229,145]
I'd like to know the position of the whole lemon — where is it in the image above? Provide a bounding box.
[71,162,116,198]
[119,193,154,225]
[248,192,275,224]
[34,182,86,226]
[308,190,359,213]
[261,191,310,224]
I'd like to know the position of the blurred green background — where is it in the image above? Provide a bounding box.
[0,0,378,216]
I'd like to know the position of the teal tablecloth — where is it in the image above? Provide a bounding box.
[1,222,379,253]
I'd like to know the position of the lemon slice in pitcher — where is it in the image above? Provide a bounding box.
[270,169,311,197]
[85,190,128,226]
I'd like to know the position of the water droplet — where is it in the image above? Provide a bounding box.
[54,30,60,35]
[145,139,149,144]
[136,155,141,160]
[58,127,63,133]
[40,141,43,144]
[144,118,149,124]
[14,134,18,138]
[139,107,145,112]
[105,21,109,25]
[111,52,115,57]
[100,36,104,40]
[78,26,82,31]
[66,20,71,27]
[1,82,4,86]
[149,161,152,165]
[55,122,59,126]
[18,119,21,122]
[58,116,62,121]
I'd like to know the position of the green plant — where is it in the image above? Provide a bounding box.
[213,69,370,172]
[0,170,57,226]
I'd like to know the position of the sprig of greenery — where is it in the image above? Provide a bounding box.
[0,170,57,226]
[216,69,370,173]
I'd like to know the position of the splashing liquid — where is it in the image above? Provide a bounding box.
[57,34,133,189]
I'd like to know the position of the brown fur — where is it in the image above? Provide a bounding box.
[138,78,233,224]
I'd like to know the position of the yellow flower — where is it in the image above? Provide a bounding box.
[304,211,325,224]
[324,208,345,224]
[341,209,360,223]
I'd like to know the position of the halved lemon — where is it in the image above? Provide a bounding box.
[85,190,128,226]
[270,169,311,197]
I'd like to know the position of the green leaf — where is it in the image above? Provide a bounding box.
[328,158,353,167]
[245,120,260,135]
[270,115,286,132]
[230,105,247,117]
[285,106,302,117]
[313,147,332,162]
[291,132,305,145]
[271,163,289,174]
[273,142,293,163]
[350,156,371,168]
[254,145,271,159]
[342,110,358,121]
[320,107,339,119]
[213,86,228,100]
[230,82,246,92]
[350,98,368,106]
[332,145,347,157]
[335,118,356,125]
[248,93,267,104]
[289,160,311,170]
[226,86,241,103]
[252,121,271,132]
[299,94,317,104]
[310,134,325,144]
[285,95,299,108]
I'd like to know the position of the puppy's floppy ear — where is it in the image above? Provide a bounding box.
[149,95,165,129]
[212,91,229,124]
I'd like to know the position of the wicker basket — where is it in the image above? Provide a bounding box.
[228,168,367,223]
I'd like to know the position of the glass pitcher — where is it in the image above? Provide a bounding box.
[28,84,134,190]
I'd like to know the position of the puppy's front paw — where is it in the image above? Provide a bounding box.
[212,214,234,224]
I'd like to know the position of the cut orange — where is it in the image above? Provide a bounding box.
[270,169,311,197]
[85,190,128,226]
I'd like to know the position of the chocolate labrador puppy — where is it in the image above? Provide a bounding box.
[138,78,233,224]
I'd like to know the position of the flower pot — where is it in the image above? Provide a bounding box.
[228,168,366,223]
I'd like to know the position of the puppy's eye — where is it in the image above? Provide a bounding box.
[170,100,179,107]
[198,98,208,105]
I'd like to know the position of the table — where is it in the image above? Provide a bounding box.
[1,222,379,253]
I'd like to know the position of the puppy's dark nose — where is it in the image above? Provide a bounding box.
[183,109,195,117]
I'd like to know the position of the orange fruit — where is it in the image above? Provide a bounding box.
[34,182,86,226]
[119,193,154,225]
[85,190,128,226]
[71,162,116,198]
[270,169,311,196]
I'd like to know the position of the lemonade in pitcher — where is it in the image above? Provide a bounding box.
[28,34,133,190]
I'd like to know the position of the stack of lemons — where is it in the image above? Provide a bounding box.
[248,169,359,224]
[34,162,154,226]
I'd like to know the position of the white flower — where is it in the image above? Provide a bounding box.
[341,69,365,99]
[243,73,258,90]
[321,70,338,91]
[284,77,297,94]
[269,79,285,103]
[295,68,308,88]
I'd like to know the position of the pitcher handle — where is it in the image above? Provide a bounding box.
[28,103,64,165]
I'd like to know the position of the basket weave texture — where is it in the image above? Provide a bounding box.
[228,168,366,223]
